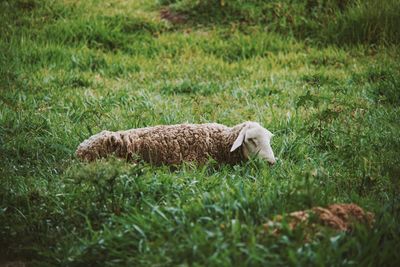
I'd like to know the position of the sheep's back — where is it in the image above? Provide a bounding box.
[124,123,229,165]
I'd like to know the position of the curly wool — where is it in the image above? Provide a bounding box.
[76,123,248,165]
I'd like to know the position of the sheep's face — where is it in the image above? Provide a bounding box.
[230,122,276,165]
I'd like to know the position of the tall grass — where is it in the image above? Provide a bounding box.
[163,0,400,45]
[329,0,400,45]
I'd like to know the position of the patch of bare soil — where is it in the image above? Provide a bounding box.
[160,8,187,24]
[264,203,374,236]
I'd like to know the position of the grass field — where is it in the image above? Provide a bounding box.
[1,0,400,266]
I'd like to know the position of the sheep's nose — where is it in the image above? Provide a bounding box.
[268,160,275,166]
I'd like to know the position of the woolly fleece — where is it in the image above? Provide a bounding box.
[76,122,250,165]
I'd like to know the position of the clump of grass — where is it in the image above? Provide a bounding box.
[160,79,221,95]
[370,74,400,106]
[351,64,400,105]
[63,73,92,88]
[301,72,339,87]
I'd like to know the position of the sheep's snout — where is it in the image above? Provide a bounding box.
[258,149,276,165]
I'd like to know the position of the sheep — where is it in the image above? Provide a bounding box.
[75,121,276,166]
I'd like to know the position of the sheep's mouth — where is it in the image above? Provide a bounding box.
[242,146,275,164]
[255,150,276,165]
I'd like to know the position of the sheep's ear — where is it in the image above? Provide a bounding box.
[230,127,247,152]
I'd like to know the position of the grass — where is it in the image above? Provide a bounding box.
[1,0,400,266]
[164,0,400,45]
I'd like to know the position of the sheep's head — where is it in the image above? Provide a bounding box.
[230,122,276,165]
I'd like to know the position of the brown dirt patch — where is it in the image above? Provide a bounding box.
[264,203,374,236]
[160,8,187,24]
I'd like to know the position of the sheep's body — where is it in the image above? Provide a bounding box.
[76,123,247,165]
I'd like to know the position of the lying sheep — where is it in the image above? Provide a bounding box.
[76,121,276,165]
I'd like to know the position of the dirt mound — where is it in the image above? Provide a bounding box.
[264,203,374,235]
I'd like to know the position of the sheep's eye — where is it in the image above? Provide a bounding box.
[249,138,257,146]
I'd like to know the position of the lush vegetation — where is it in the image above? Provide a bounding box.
[1,0,399,266]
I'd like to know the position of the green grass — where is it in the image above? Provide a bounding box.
[1,0,400,266]
[164,0,400,45]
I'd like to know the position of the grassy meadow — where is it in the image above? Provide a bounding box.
[1,0,400,266]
